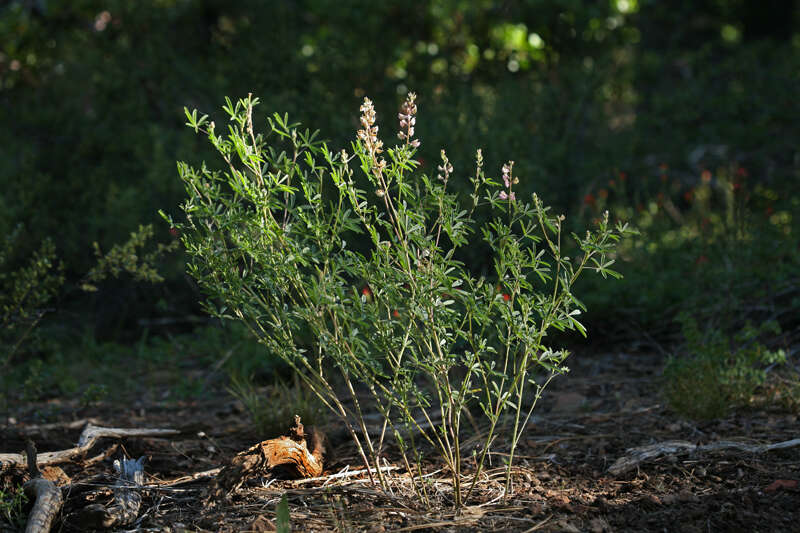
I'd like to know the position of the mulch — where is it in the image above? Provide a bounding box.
[2,349,798,532]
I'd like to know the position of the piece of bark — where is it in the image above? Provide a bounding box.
[0,424,179,469]
[609,438,800,475]
[209,415,326,500]
[23,440,63,533]
[75,456,145,529]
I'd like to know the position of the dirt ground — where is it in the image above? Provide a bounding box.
[2,348,799,532]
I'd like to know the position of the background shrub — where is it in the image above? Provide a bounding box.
[0,0,796,411]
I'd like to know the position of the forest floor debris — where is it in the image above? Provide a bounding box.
[2,349,798,532]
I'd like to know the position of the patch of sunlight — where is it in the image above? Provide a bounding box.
[614,0,639,14]
[721,24,741,43]
[528,32,544,49]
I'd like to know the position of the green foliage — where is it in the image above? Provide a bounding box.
[663,314,787,420]
[1,223,180,416]
[2,319,270,412]
[0,484,28,529]
[276,493,290,533]
[228,374,325,438]
[1,0,797,341]
[171,93,630,506]
[0,225,64,370]
[82,224,180,292]
[577,154,800,332]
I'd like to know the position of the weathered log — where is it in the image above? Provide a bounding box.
[0,424,179,469]
[609,438,800,475]
[75,456,146,529]
[209,415,326,500]
[23,441,63,533]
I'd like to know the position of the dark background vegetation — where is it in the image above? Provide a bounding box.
[1,0,798,412]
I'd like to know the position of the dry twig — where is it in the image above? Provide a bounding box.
[609,438,800,474]
[0,424,179,468]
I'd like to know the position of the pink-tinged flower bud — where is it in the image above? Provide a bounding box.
[398,91,421,148]
[410,139,420,148]
[499,191,508,200]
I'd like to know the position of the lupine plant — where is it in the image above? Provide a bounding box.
[168,93,630,508]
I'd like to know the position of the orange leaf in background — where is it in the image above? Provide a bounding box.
[765,479,797,493]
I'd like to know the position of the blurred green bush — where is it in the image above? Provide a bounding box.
[664,314,787,420]
[1,0,797,348]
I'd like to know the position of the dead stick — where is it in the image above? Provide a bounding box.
[609,438,800,475]
[23,440,63,533]
[1,424,179,468]
[292,465,400,486]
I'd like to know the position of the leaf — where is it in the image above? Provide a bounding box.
[276,493,291,532]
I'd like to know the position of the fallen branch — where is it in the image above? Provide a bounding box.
[75,456,146,529]
[23,440,63,533]
[292,465,400,486]
[609,438,800,475]
[0,424,179,469]
[153,467,223,487]
[12,418,102,434]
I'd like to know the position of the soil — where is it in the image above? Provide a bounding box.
[2,349,799,532]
